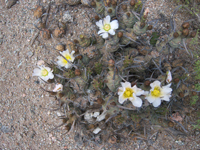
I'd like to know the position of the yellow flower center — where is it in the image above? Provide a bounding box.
[103,24,111,31]
[62,54,72,65]
[123,87,134,98]
[151,86,161,97]
[41,69,48,76]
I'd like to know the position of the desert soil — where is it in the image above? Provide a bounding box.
[0,0,200,149]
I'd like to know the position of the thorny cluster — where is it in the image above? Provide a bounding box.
[32,0,199,146]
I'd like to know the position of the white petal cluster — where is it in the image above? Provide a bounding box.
[118,82,144,107]
[32,66,54,81]
[53,83,63,92]
[96,15,119,39]
[57,49,75,69]
[145,81,172,107]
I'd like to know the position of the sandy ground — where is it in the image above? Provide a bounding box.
[0,0,200,149]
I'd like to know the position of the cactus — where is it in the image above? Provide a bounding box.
[105,67,121,92]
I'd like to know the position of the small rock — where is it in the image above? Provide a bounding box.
[1,125,12,133]
[81,0,91,6]
[62,11,73,23]
[27,51,34,57]
[6,0,18,9]
[0,39,3,45]
[0,34,3,39]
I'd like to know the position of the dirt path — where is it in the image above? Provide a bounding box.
[0,0,200,149]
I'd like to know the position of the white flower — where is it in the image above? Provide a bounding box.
[145,80,172,107]
[53,83,63,92]
[118,82,144,107]
[93,127,101,134]
[57,49,75,69]
[96,111,107,122]
[32,66,54,81]
[96,15,119,39]
[166,71,172,83]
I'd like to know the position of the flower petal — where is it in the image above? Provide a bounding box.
[152,99,161,107]
[119,94,127,104]
[129,95,142,107]
[48,72,54,79]
[98,29,106,35]
[145,94,155,103]
[132,85,144,96]
[104,15,110,25]
[161,94,171,101]
[108,29,115,35]
[101,32,109,39]
[32,68,41,76]
[118,87,124,95]
[110,20,119,30]
[121,82,131,88]
[150,80,161,89]
[96,20,103,28]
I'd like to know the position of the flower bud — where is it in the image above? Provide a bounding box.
[75,69,81,76]
[117,31,123,38]
[147,25,153,30]
[182,22,190,29]
[173,32,179,38]
[190,31,196,38]
[122,4,127,11]
[108,59,115,67]
[182,29,189,37]
[130,0,135,6]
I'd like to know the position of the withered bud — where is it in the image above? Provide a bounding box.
[97,97,105,105]
[143,15,147,20]
[91,1,96,7]
[173,78,179,84]
[77,55,82,59]
[33,5,44,18]
[50,92,57,96]
[140,22,145,28]
[75,69,81,76]
[55,44,65,51]
[182,22,190,29]
[87,124,95,130]
[179,92,184,98]
[66,124,71,131]
[117,31,123,38]
[73,39,79,43]
[108,59,115,67]
[122,4,127,10]
[130,0,135,6]
[147,25,153,30]
[94,15,100,21]
[144,80,150,86]
[168,121,174,127]
[190,31,196,38]
[182,29,189,37]
[58,93,64,98]
[126,12,130,17]
[41,29,51,40]
[192,91,197,96]
[112,1,117,6]
[108,8,112,14]
[110,102,116,106]
[131,81,136,86]
[173,32,179,38]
